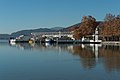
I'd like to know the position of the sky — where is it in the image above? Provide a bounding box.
[0,0,120,34]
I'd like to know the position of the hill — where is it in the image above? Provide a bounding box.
[0,34,11,40]
[0,27,64,39]
[11,28,56,37]
[59,23,81,32]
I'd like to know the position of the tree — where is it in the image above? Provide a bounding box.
[104,13,115,21]
[73,15,97,39]
[116,14,120,19]
[100,13,120,41]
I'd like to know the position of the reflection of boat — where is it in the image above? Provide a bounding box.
[8,42,120,71]
[9,39,16,45]
[45,43,51,46]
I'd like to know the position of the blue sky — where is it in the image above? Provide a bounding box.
[0,0,120,33]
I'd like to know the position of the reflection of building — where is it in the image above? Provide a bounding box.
[99,45,120,72]
[90,44,102,59]
[71,44,120,71]
[9,43,120,71]
[71,45,97,69]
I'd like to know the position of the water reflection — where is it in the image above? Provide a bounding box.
[72,45,96,69]
[99,45,120,72]
[9,43,120,72]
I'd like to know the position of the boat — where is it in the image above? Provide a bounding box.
[45,38,55,43]
[9,35,34,44]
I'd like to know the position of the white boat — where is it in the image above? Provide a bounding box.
[45,38,51,43]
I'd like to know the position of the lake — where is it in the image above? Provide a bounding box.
[0,42,120,80]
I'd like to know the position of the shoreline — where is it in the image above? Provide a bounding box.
[102,41,120,45]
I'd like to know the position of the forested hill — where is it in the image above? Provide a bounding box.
[0,27,63,39]
[59,23,81,32]
[0,34,10,40]
[11,28,56,37]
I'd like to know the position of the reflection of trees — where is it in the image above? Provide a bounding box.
[10,43,120,71]
[72,46,96,69]
[70,45,120,71]
[99,45,120,72]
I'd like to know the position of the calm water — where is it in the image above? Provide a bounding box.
[0,42,120,80]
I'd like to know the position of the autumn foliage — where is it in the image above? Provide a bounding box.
[100,13,120,37]
[73,16,98,39]
[65,14,120,40]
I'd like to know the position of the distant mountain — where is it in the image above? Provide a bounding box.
[59,23,81,32]
[0,27,64,39]
[0,21,103,40]
[0,34,10,40]
[50,27,64,31]
[11,27,64,37]
[59,21,102,32]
